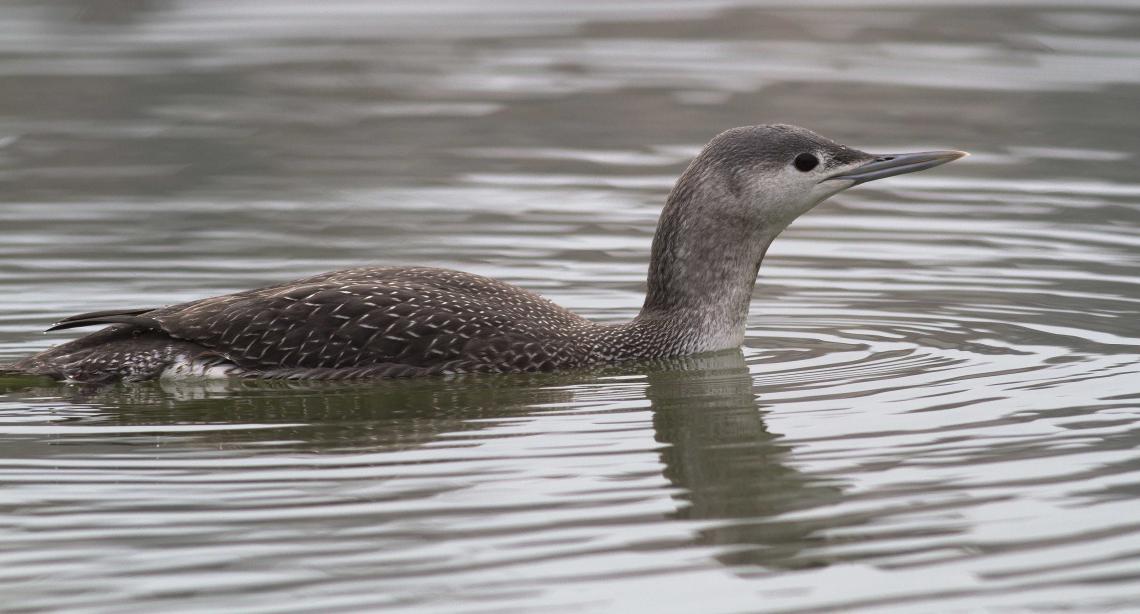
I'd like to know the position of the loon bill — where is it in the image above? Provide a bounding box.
[0,125,966,383]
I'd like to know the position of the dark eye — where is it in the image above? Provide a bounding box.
[793,153,819,172]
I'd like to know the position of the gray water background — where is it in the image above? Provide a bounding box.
[1,1,1139,612]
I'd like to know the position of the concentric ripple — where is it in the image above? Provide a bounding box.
[1,1,1139,612]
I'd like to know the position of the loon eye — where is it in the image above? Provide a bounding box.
[793,153,819,172]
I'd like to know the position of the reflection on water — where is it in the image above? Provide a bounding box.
[2,0,1140,612]
[0,353,848,611]
[649,354,842,570]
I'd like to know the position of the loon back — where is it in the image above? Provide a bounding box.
[12,267,607,382]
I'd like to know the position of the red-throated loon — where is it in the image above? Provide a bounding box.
[0,125,966,383]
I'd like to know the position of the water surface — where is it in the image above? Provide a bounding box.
[1,1,1139,612]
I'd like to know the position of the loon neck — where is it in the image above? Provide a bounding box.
[632,176,778,354]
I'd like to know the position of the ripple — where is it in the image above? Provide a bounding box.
[2,0,1140,612]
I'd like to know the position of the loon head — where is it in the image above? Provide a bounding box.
[673,124,968,234]
[642,124,967,325]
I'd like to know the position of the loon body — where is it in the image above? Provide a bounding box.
[1,125,965,383]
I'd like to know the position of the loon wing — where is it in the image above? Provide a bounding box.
[39,267,593,377]
[132,267,589,373]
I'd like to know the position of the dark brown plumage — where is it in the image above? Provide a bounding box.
[16,267,613,382]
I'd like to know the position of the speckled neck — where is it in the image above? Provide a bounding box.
[630,161,778,355]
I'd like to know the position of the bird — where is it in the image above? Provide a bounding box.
[0,125,966,383]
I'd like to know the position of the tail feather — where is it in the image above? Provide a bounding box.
[46,308,159,332]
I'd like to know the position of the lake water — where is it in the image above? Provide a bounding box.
[1,1,1139,612]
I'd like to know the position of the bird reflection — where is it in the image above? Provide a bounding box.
[644,350,842,569]
[1,350,841,569]
[0,374,572,451]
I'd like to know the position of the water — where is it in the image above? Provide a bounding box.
[1,1,1139,611]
